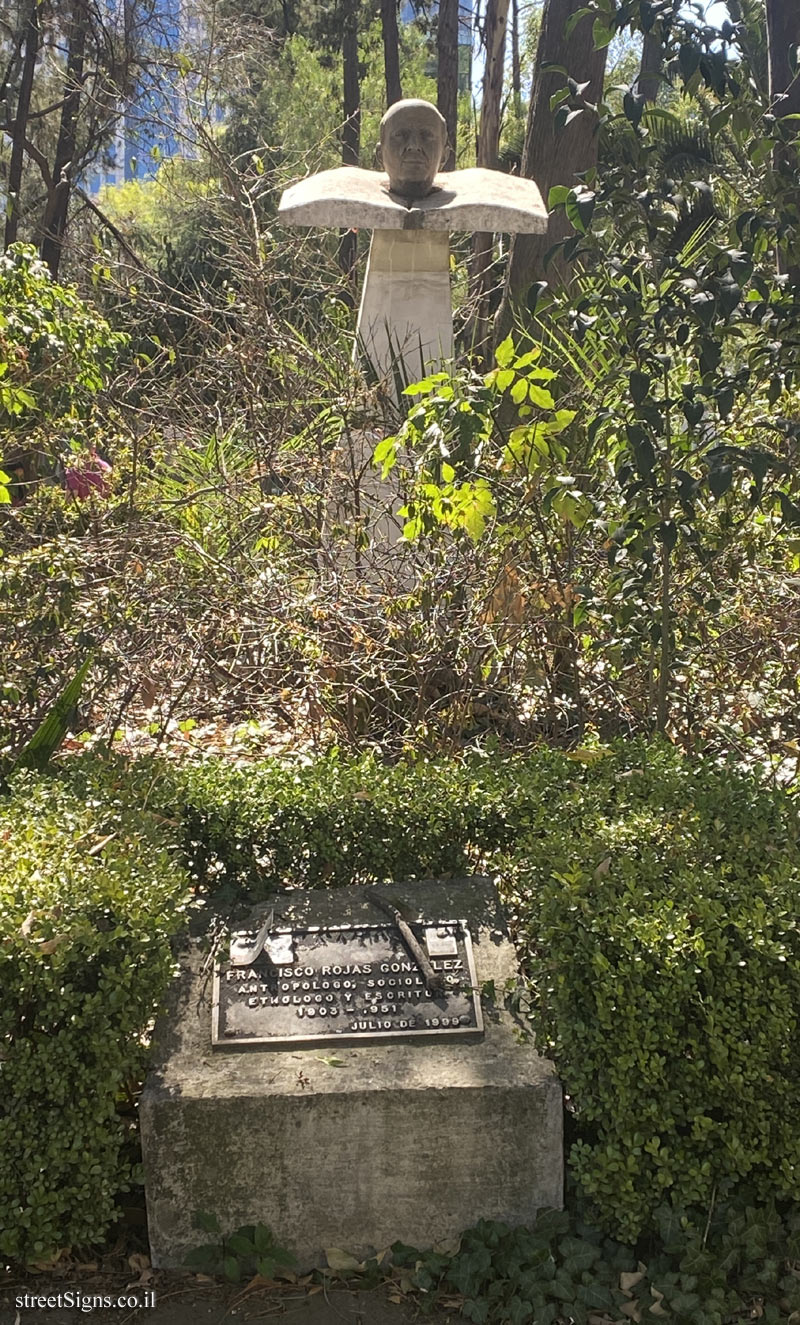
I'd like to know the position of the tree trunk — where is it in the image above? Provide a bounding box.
[339,0,361,290]
[476,0,509,174]
[766,0,800,285]
[5,0,42,249]
[40,0,89,277]
[381,0,402,107]
[511,0,521,112]
[495,0,608,343]
[437,0,458,169]
[635,29,661,104]
[470,0,510,354]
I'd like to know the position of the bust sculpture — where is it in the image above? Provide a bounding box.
[278,100,548,393]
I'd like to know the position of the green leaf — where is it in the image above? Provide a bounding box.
[513,347,542,368]
[717,386,735,418]
[495,335,515,368]
[592,18,614,49]
[511,379,528,404]
[373,437,398,478]
[623,89,645,128]
[679,43,701,81]
[626,424,655,478]
[550,87,571,112]
[192,1211,221,1234]
[548,185,571,208]
[708,465,733,499]
[253,1224,274,1255]
[566,187,596,235]
[226,1232,256,1257]
[565,6,593,38]
[528,384,556,409]
[778,492,800,526]
[629,372,650,405]
[16,655,93,771]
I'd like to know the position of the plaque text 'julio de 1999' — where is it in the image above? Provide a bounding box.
[212,920,483,1048]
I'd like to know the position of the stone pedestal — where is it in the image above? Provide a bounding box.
[356,230,453,387]
[140,878,562,1270]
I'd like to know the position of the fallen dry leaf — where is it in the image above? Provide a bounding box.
[37,935,69,955]
[324,1247,364,1273]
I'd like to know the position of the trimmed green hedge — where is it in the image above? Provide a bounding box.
[4,742,798,1255]
[155,742,800,1242]
[0,769,189,1262]
[512,743,800,1242]
[154,748,571,895]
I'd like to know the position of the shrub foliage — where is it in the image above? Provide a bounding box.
[159,741,800,1240]
[0,768,189,1262]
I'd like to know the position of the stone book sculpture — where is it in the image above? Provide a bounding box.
[278,99,548,391]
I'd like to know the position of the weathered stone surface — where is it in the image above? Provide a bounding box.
[356,230,453,384]
[278,166,548,233]
[141,878,563,1270]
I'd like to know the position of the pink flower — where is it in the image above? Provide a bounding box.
[64,449,112,499]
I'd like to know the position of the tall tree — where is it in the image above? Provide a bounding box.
[469,0,510,350]
[635,29,662,104]
[495,0,607,341]
[339,0,361,287]
[39,0,89,276]
[765,0,800,284]
[437,0,458,169]
[4,0,42,248]
[475,0,509,175]
[381,0,402,106]
[510,0,522,113]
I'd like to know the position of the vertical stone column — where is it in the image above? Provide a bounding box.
[356,229,453,390]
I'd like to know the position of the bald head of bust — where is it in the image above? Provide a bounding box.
[379,99,448,199]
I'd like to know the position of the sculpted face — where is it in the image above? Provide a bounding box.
[379,100,447,199]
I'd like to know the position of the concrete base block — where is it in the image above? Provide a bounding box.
[141,879,563,1269]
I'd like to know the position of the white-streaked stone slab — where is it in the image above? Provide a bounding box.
[278,167,548,233]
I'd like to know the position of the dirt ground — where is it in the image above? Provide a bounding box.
[1,1270,460,1325]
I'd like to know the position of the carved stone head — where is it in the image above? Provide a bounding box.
[379,99,448,199]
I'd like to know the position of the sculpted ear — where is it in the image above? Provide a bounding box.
[374,140,384,169]
[437,128,450,170]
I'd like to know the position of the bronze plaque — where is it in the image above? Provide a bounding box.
[211,920,483,1049]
